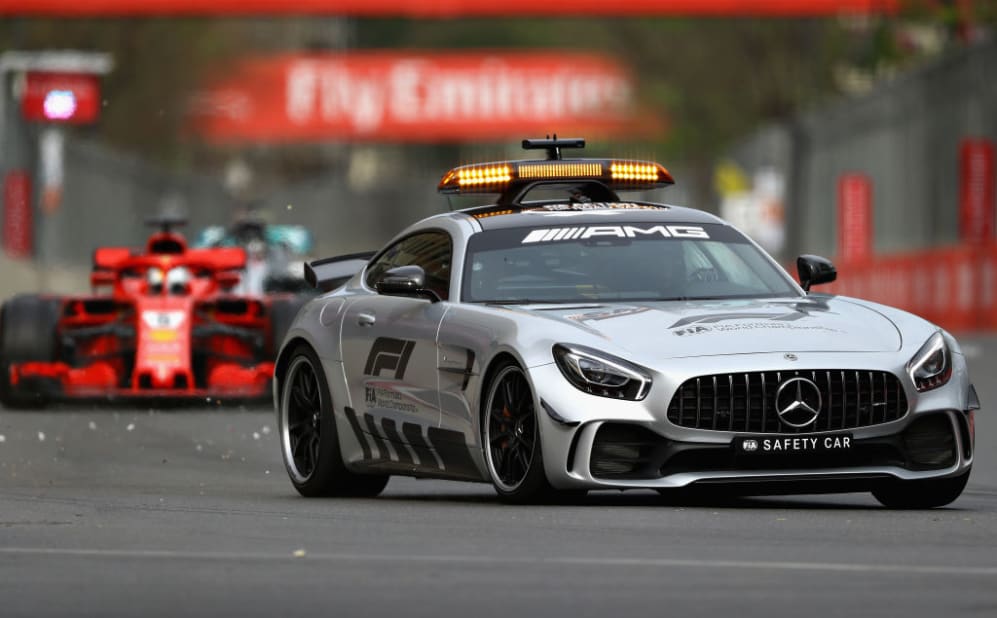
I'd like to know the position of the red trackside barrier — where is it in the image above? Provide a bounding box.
[800,245,997,333]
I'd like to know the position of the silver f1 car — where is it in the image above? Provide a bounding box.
[274,138,978,507]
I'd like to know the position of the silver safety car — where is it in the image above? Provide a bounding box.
[274,138,978,507]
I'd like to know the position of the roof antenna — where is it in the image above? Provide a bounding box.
[522,135,586,161]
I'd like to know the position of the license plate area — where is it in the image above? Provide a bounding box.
[736,433,854,456]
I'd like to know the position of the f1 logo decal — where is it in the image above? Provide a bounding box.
[363,337,416,379]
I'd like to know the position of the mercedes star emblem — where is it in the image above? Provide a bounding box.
[775,377,822,428]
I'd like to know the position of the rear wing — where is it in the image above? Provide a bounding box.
[304,251,376,292]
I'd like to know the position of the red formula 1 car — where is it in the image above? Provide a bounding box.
[0,217,304,408]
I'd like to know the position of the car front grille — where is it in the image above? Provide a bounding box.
[666,370,908,434]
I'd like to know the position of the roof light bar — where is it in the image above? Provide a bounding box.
[454,164,512,187]
[519,162,602,180]
[610,162,660,182]
[438,159,673,194]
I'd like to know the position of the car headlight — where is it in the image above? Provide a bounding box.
[907,332,952,392]
[552,344,651,400]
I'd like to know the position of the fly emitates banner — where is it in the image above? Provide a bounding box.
[0,1,900,17]
[187,52,661,143]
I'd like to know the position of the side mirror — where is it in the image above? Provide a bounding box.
[216,271,241,290]
[797,254,837,292]
[376,265,438,302]
[90,269,116,288]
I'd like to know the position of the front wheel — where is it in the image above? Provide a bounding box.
[482,361,555,504]
[0,295,60,409]
[278,344,388,497]
[872,471,970,509]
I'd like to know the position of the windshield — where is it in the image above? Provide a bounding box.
[462,222,799,303]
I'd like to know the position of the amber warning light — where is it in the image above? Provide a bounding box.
[438,159,674,194]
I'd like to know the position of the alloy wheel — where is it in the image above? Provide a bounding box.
[282,356,322,483]
[484,365,537,492]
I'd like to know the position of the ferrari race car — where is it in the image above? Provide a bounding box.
[0,217,303,407]
[273,138,978,507]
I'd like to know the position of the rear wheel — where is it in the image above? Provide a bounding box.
[482,361,556,504]
[278,343,388,497]
[872,471,970,509]
[0,295,60,409]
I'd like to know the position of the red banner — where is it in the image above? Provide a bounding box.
[818,245,997,333]
[0,0,901,17]
[189,52,654,143]
[837,173,873,261]
[3,171,33,259]
[21,72,101,125]
[959,138,995,245]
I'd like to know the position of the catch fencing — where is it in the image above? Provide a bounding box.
[38,138,233,265]
[732,39,997,332]
[731,39,997,260]
[23,138,446,269]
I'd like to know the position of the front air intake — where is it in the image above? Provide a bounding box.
[903,414,956,469]
[590,424,668,480]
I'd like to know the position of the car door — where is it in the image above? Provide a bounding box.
[340,230,452,470]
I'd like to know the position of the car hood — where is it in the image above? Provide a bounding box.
[518,297,902,359]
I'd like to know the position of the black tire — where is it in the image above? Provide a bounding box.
[278,343,388,497]
[481,360,556,504]
[0,294,61,409]
[872,470,970,509]
[269,295,308,358]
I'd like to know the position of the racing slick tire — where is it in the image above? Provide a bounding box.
[871,470,970,509]
[278,343,389,498]
[481,359,558,504]
[0,294,60,409]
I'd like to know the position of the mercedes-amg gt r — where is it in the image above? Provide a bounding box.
[273,138,977,507]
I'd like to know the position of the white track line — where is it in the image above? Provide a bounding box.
[1,548,996,576]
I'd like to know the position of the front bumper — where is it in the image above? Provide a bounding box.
[528,357,974,491]
[556,410,972,491]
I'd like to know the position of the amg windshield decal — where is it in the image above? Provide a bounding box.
[521,225,709,244]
